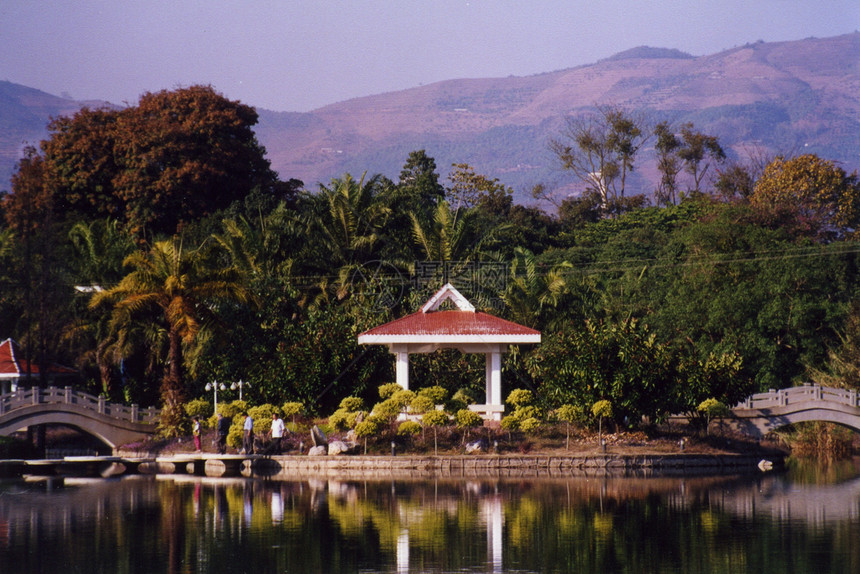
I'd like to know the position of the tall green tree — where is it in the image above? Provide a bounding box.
[526,319,679,424]
[676,123,725,193]
[378,150,446,263]
[91,239,256,435]
[3,148,74,383]
[299,173,393,301]
[654,121,683,206]
[64,219,136,396]
[447,163,514,211]
[410,200,478,263]
[550,105,648,204]
[503,248,571,330]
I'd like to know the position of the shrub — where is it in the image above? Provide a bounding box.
[329,409,351,431]
[555,404,583,449]
[355,417,381,437]
[409,394,436,415]
[500,415,519,431]
[281,401,304,423]
[390,389,416,408]
[456,408,484,444]
[456,409,483,429]
[422,409,450,455]
[397,420,421,437]
[220,400,247,419]
[422,409,450,427]
[697,398,729,435]
[697,398,729,417]
[207,400,248,430]
[378,383,403,399]
[519,417,541,433]
[227,421,244,449]
[339,397,364,412]
[555,404,584,424]
[354,417,382,454]
[184,399,212,426]
[372,398,402,424]
[512,405,541,422]
[447,389,475,412]
[506,389,534,409]
[417,385,448,404]
[592,399,613,441]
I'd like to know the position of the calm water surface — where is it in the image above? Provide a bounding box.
[1,459,858,573]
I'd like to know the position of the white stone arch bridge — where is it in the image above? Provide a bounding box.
[728,384,860,437]
[0,386,159,449]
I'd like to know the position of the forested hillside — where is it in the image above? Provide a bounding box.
[256,33,860,200]
[3,34,858,204]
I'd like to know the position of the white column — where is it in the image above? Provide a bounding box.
[397,528,410,574]
[396,351,410,391]
[485,350,503,421]
[482,497,504,573]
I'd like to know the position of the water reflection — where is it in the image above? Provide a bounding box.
[0,467,858,573]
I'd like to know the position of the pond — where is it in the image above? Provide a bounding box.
[0,458,858,573]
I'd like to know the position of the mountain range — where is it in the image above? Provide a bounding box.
[2,33,859,203]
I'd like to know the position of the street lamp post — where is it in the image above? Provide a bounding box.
[231,379,251,401]
[205,380,227,414]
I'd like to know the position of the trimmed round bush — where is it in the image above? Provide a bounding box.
[397,420,421,437]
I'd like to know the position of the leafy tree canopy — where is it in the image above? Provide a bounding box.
[13,85,276,240]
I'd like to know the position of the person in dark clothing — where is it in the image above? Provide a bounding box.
[216,413,230,454]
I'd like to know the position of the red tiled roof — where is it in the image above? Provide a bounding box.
[358,310,540,344]
[358,284,541,345]
[0,338,77,378]
[361,310,538,337]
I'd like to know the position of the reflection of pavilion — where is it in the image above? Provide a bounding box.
[482,496,504,573]
[358,284,540,420]
[394,493,504,573]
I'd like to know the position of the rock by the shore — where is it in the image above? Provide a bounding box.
[465,439,488,454]
[308,445,327,456]
[311,425,328,447]
[328,441,359,456]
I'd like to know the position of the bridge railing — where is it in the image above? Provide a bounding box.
[736,383,859,410]
[0,386,159,424]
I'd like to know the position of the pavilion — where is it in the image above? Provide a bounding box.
[0,338,77,394]
[357,284,540,420]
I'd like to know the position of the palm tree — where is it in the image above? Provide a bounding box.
[299,173,393,301]
[410,200,477,263]
[503,248,571,329]
[214,203,301,282]
[64,219,135,396]
[91,239,256,435]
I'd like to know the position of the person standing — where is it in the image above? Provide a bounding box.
[269,412,286,454]
[192,416,202,452]
[216,413,230,454]
[242,412,254,454]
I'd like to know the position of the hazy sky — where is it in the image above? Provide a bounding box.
[2,1,858,112]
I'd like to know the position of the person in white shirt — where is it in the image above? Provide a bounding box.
[269,412,286,454]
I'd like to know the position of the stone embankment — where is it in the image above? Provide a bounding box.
[251,453,779,479]
[2,452,781,479]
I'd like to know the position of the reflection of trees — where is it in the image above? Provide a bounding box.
[159,482,185,574]
[1,476,859,572]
